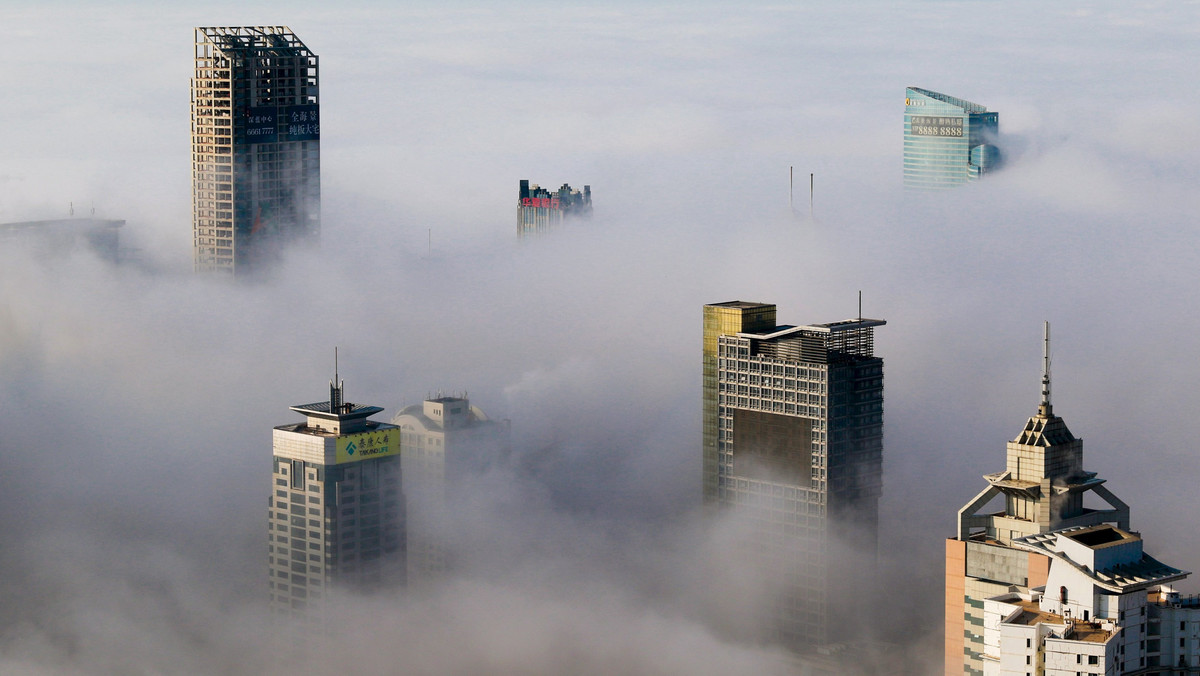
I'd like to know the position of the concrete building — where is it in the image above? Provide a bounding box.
[946,325,1198,675]
[703,301,885,647]
[517,179,591,237]
[269,376,403,618]
[391,394,508,585]
[980,525,1197,676]
[904,87,999,190]
[192,27,320,274]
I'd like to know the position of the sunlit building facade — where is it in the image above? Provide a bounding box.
[517,179,592,237]
[703,301,885,647]
[192,26,320,274]
[904,87,999,190]
[946,325,1199,675]
[269,377,403,618]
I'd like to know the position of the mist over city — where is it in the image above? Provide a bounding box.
[2,2,1199,674]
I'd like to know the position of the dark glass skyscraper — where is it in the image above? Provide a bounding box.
[703,302,885,648]
[904,87,999,190]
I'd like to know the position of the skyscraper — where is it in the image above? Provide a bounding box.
[944,325,1199,675]
[269,376,403,618]
[391,394,508,585]
[192,26,320,274]
[703,301,885,647]
[904,87,999,190]
[517,179,592,237]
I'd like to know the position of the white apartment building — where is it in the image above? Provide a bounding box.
[391,395,507,585]
[981,524,1196,675]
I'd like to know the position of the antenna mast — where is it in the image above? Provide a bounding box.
[330,347,344,412]
[809,173,814,221]
[1039,322,1052,416]
[789,166,794,214]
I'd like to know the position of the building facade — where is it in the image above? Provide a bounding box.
[703,301,885,647]
[904,87,999,190]
[946,326,1198,675]
[192,26,320,274]
[517,179,591,237]
[391,395,508,586]
[269,378,403,618]
[980,526,1197,676]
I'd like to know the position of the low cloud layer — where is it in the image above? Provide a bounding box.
[2,2,1199,674]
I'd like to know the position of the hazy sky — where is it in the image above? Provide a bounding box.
[2,1,1200,674]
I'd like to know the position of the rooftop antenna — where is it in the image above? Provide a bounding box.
[1039,321,1052,417]
[428,228,432,256]
[69,201,74,217]
[330,347,344,412]
[810,173,814,221]
[789,166,794,215]
[858,290,862,322]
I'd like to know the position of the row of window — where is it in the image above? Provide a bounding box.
[717,358,826,380]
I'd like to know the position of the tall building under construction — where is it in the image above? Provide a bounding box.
[702,301,885,648]
[517,180,591,237]
[192,26,320,274]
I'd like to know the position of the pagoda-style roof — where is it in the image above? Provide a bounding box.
[1013,414,1076,447]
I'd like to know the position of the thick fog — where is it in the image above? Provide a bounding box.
[2,2,1200,674]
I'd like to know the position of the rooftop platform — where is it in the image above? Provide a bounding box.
[1006,600,1113,643]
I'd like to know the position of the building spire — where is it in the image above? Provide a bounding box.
[1039,321,1052,417]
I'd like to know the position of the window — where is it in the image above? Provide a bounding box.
[1088,655,1098,665]
[290,460,305,488]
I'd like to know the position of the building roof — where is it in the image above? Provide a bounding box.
[1013,413,1076,446]
[907,87,989,113]
[1013,526,1189,592]
[996,598,1115,644]
[707,300,773,309]
[290,401,383,419]
[196,26,311,55]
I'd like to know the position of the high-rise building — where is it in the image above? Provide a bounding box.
[269,377,403,618]
[192,27,320,274]
[703,301,885,647]
[945,325,1198,675]
[391,394,508,586]
[904,87,999,190]
[517,179,591,237]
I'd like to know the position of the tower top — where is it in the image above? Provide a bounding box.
[1039,321,1052,417]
